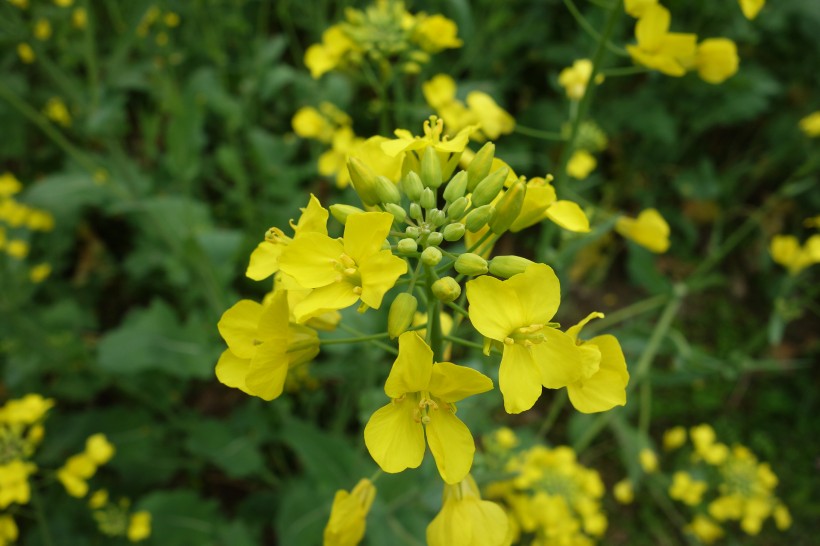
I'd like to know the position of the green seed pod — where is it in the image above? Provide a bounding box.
[375,176,401,204]
[421,246,443,266]
[443,171,468,203]
[489,256,535,278]
[409,203,424,222]
[432,276,461,303]
[428,208,447,227]
[329,204,364,225]
[442,223,466,242]
[489,178,527,234]
[455,253,489,276]
[401,171,424,202]
[384,203,407,223]
[388,293,418,339]
[447,196,469,220]
[421,146,443,189]
[465,204,495,232]
[471,167,509,207]
[420,187,436,210]
[397,238,418,254]
[347,157,381,206]
[426,232,444,247]
[467,142,496,191]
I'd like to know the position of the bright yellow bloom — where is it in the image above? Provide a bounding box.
[467,263,584,414]
[304,25,356,79]
[739,0,765,20]
[558,59,602,101]
[127,511,152,542]
[279,211,406,322]
[509,175,590,233]
[564,312,628,413]
[799,111,820,137]
[364,332,493,483]
[323,478,375,546]
[0,173,22,196]
[29,263,51,283]
[16,43,35,63]
[615,208,670,253]
[85,434,115,465]
[72,7,88,29]
[466,92,515,141]
[0,515,18,546]
[292,106,336,143]
[686,515,724,544]
[89,489,108,509]
[216,290,319,400]
[695,39,739,84]
[773,504,791,530]
[669,471,708,505]
[770,234,820,274]
[624,0,658,18]
[34,19,52,40]
[57,453,97,497]
[626,6,697,77]
[613,479,634,504]
[246,194,328,281]
[663,426,687,450]
[639,448,658,473]
[383,117,475,179]
[566,150,597,180]
[0,460,36,507]
[44,97,72,127]
[5,240,28,259]
[427,475,509,546]
[0,394,54,424]
[423,74,457,110]
[164,12,180,27]
[414,14,462,53]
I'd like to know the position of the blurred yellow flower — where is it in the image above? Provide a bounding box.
[164,12,180,27]
[54,0,74,6]
[17,43,36,64]
[85,434,115,465]
[686,515,724,544]
[624,0,657,18]
[127,511,152,542]
[695,38,739,84]
[558,59,603,101]
[422,75,514,142]
[669,471,708,505]
[663,426,687,451]
[613,479,634,504]
[769,234,820,275]
[414,14,462,53]
[6,240,29,259]
[0,515,18,546]
[8,0,28,9]
[567,149,597,179]
[323,478,375,546]
[639,448,658,473]
[739,0,765,20]
[615,208,671,253]
[0,461,36,508]
[34,19,52,41]
[44,97,72,127]
[29,263,52,283]
[626,6,697,77]
[304,25,356,79]
[799,111,820,137]
[72,7,87,29]
[0,173,22,197]
[89,489,109,509]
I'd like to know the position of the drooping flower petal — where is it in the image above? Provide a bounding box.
[292,281,360,324]
[214,350,253,395]
[364,398,426,474]
[358,250,407,309]
[428,362,493,403]
[498,344,544,414]
[426,409,475,484]
[217,300,263,359]
[532,328,585,389]
[246,242,284,281]
[546,200,591,232]
[567,334,629,413]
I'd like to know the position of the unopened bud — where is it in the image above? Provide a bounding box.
[471,167,509,207]
[421,246,442,266]
[405,226,420,238]
[442,223,466,241]
[384,203,407,223]
[465,205,495,232]
[401,171,424,201]
[447,196,468,220]
[489,256,535,278]
[426,232,444,247]
[467,142,495,191]
[375,176,401,204]
[490,179,527,234]
[432,276,461,303]
[329,204,364,225]
[421,146,443,189]
[443,171,468,203]
[428,209,447,227]
[420,187,436,210]
[455,253,489,276]
[397,238,418,254]
[388,293,418,338]
[347,157,381,206]
[409,203,424,221]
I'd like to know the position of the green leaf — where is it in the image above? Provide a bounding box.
[183,419,266,479]
[137,490,221,546]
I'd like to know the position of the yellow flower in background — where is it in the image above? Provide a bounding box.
[0,173,22,197]
[44,97,72,127]
[279,211,406,322]
[54,0,74,6]
[414,14,462,53]
[508,175,590,233]
[422,76,514,142]
[427,475,509,546]
[127,511,151,542]
[17,43,35,64]
[466,92,515,141]
[739,0,765,20]
[364,332,493,484]
[292,105,340,143]
[0,394,54,424]
[566,150,597,180]
[669,471,708,505]
[89,489,108,509]
[624,0,658,18]
[164,12,180,27]
[57,434,114,499]
[639,448,659,473]
[8,0,28,8]
[0,460,37,508]
[34,19,52,41]
[215,290,319,401]
[72,7,88,29]
[5,240,29,259]
[799,111,820,137]
[695,38,739,84]
[323,478,376,546]
[615,208,671,253]
[422,74,457,110]
[0,515,18,546]
[686,515,724,544]
[769,234,820,274]
[564,312,629,413]
[663,426,687,450]
[467,263,584,414]
[558,59,603,101]
[304,25,356,79]
[627,5,697,77]
[85,434,115,465]
[613,479,634,504]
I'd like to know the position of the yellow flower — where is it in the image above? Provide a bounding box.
[54,0,73,6]
[29,263,51,283]
[164,12,180,27]
[127,511,151,542]
[34,19,52,40]
[57,453,97,498]
[639,448,658,473]
[613,479,634,504]
[422,74,457,110]
[89,489,109,509]
[769,234,820,274]
[364,332,493,483]
[695,38,739,84]
[624,0,658,18]
[558,59,601,101]
[566,150,597,180]
[44,97,72,127]
[509,175,590,233]
[0,515,17,546]
[292,106,336,143]
[669,471,708,505]
[8,0,28,8]
[564,312,628,413]
[246,194,329,281]
[72,7,88,29]
[414,14,462,53]
[0,173,22,196]
[383,117,475,180]
[773,504,791,530]
[626,6,697,77]
[0,394,54,424]
[466,263,584,414]
[686,515,724,544]
[323,478,375,546]
[17,43,35,64]
[799,111,820,137]
[279,211,406,322]
[304,25,356,79]
[0,460,37,508]
[663,426,687,451]
[615,208,670,253]
[739,0,765,20]
[466,92,515,141]
[427,475,509,546]
[85,434,115,465]
[215,290,319,401]
[5,240,29,259]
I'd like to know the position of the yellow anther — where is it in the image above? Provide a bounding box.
[504,337,515,345]
[343,267,357,276]
[352,286,363,295]
[339,253,357,269]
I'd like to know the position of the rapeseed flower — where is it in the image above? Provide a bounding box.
[799,111,820,137]
[426,475,509,546]
[566,150,597,180]
[769,234,820,274]
[624,0,658,18]
[466,263,584,414]
[127,511,152,542]
[695,38,739,84]
[413,14,462,53]
[627,5,697,77]
[615,208,670,253]
[364,332,492,483]
[508,175,590,233]
[739,0,765,20]
[34,19,52,41]
[17,43,35,64]
[44,97,72,127]
[0,460,36,507]
[422,75,514,142]
[558,59,603,101]
[0,516,17,546]
[323,478,375,546]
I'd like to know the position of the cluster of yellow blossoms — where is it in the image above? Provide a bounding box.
[11,0,89,64]
[0,173,54,283]
[305,0,461,79]
[769,219,820,275]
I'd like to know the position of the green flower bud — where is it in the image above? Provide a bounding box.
[455,253,489,276]
[375,176,401,204]
[443,171,468,203]
[409,203,424,221]
[467,142,495,191]
[397,238,418,254]
[426,232,444,247]
[471,167,509,207]
[490,178,527,234]
[465,204,495,232]
[428,208,447,227]
[405,226,420,238]
[401,171,424,202]
[329,204,364,225]
[421,146,443,189]
[347,157,381,206]
[420,187,436,210]
[384,203,407,223]
[489,256,535,278]
[442,223,466,241]
[432,276,461,303]
[388,293,418,339]
[447,196,469,220]
[421,246,443,266]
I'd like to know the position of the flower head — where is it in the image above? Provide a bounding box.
[426,475,509,546]
[323,478,376,546]
[626,6,697,77]
[615,208,670,253]
[695,38,739,84]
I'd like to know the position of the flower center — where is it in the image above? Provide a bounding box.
[332,252,363,292]
[504,324,547,347]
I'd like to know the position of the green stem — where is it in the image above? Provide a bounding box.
[445,301,470,319]
[582,294,668,336]
[600,65,649,77]
[629,284,685,390]
[320,332,392,345]
[562,0,628,57]
[442,334,483,351]
[514,125,565,141]
[425,265,443,360]
[537,390,568,438]
[338,323,398,355]
[466,231,493,254]
[30,488,55,546]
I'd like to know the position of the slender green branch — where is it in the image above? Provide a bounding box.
[537,390,568,438]
[514,124,566,141]
[628,285,685,390]
[338,323,398,355]
[562,0,628,57]
[320,332,392,345]
[583,294,668,336]
[30,488,55,546]
[600,65,649,77]
[425,265,443,361]
[442,334,483,351]
[445,301,470,319]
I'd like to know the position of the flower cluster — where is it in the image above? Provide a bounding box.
[57,433,116,498]
[89,489,152,543]
[769,231,820,275]
[12,0,92,64]
[0,173,54,283]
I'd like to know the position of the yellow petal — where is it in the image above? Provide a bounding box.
[245,340,289,401]
[215,350,253,395]
[246,242,283,281]
[364,398,426,473]
[499,344,544,414]
[615,208,670,253]
[292,281,360,323]
[217,300,263,358]
[739,0,765,20]
[505,263,561,324]
[385,332,433,398]
[635,5,670,50]
[359,250,407,309]
[343,212,394,265]
[568,334,629,413]
[423,74,458,109]
[533,328,585,389]
[546,200,590,232]
[426,408,475,484]
[294,194,329,236]
[428,362,493,403]
[279,232,345,288]
[566,311,606,342]
[509,181,556,232]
